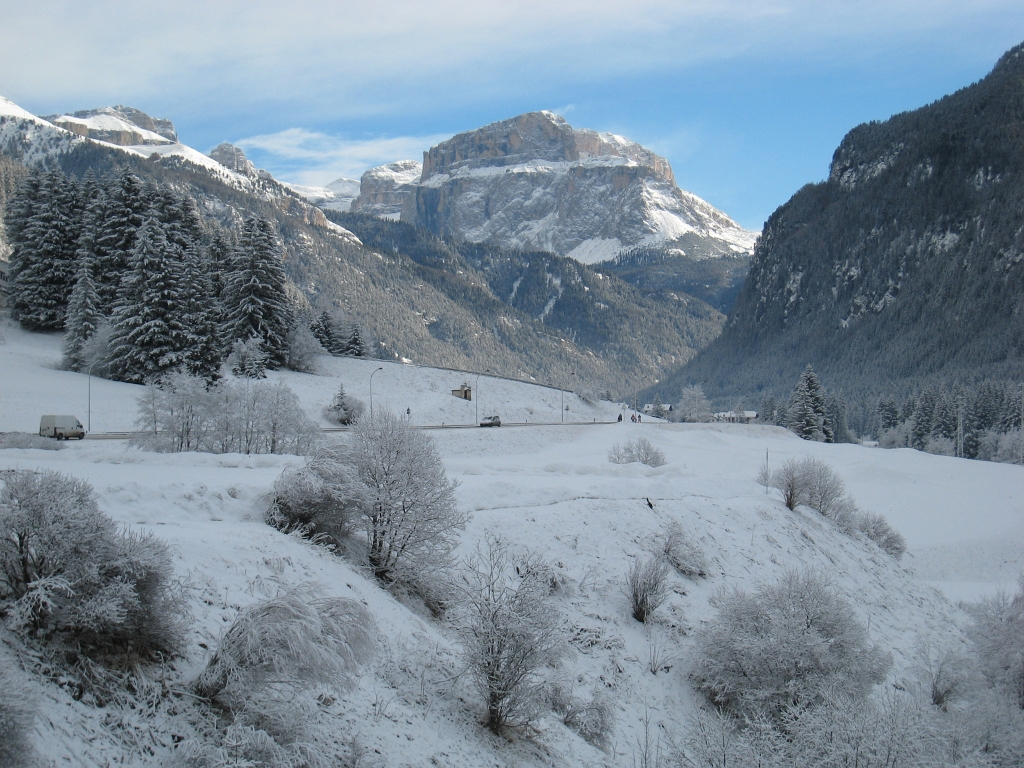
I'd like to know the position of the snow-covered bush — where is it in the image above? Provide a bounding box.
[758,457,847,517]
[457,539,565,732]
[0,433,63,451]
[284,322,324,373]
[858,512,907,560]
[132,374,320,455]
[693,568,891,721]
[877,421,912,449]
[266,442,367,546]
[323,382,365,426]
[662,523,709,578]
[191,586,375,700]
[0,656,36,768]
[757,457,808,510]
[802,459,846,517]
[924,435,956,456]
[626,555,670,623]
[0,470,186,659]
[185,586,376,763]
[967,575,1024,708]
[226,337,267,378]
[551,684,614,748]
[608,438,666,467]
[355,409,466,582]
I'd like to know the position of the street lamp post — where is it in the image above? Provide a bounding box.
[87,360,98,433]
[369,367,383,419]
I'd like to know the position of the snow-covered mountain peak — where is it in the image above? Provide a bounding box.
[209,142,258,177]
[349,160,423,218]
[43,105,177,146]
[401,111,757,261]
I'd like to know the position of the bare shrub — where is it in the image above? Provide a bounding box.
[552,684,614,748]
[802,459,846,516]
[355,409,466,582]
[608,442,631,464]
[608,438,666,467]
[133,373,320,455]
[829,496,861,536]
[967,575,1024,708]
[858,513,907,560]
[758,457,809,510]
[693,568,891,721]
[758,457,846,517]
[191,586,376,701]
[632,438,667,467]
[266,442,367,546]
[0,470,186,659]
[662,523,709,578]
[914,641,969,712]
[457,539,565,732]
[0,433,63,451]
[627,556,670,623]
[0,656,36,768]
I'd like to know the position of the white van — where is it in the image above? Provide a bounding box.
[39,415,86,440]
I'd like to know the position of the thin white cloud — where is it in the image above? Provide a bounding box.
[235,129,450,186]
[2,0,1020,118]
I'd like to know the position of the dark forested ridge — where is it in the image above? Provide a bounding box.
[660,42,1024,414]
[328,211,725,392]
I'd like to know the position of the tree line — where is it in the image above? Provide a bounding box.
[874,381,1023,461]
[4,167,367,383]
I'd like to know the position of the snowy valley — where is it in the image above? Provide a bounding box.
[1,318,1022,767]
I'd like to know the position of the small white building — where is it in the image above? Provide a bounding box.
[713,410,758,424]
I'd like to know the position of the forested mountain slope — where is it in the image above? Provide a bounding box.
[664,42,1024,406]
[0,97,724,396]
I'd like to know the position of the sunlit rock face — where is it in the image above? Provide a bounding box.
[350,160,423,219]
[402,111,757,263]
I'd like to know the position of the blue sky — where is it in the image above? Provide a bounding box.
[2,1,1023,229]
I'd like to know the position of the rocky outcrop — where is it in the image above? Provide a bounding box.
[350,160,422,218]
[43,106,177,146]
[401,111,756,263]
[209,142,258,177]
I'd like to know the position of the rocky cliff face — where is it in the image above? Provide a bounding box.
[43,106,177,146]
[209,142,258,177]
[401,111,757,263]
[350,160,422,218]
[666,42,1024,404]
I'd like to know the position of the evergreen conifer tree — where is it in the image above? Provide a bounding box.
[106,216,186,383]
[344,324,367,357]
[788,364,827,441]
[63,243,103,371]
[96,170,147,312]
[179,244,223,381]
[9,168,79,330]
[223,215,294,369]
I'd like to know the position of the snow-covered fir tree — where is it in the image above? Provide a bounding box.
[9,168,81,330]
[788,364,829,441]
[343,323,367,357]
[223,215,294,369]
[63,242,103,371]
[106,216,186,383]
[95,170,147,312]
[178,244,223,381]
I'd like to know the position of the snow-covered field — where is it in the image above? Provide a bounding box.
[1,317,1023,766]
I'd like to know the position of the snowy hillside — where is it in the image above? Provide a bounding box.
[1,321,1022,766]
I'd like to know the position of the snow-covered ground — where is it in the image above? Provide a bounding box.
[1,318,1023,766]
